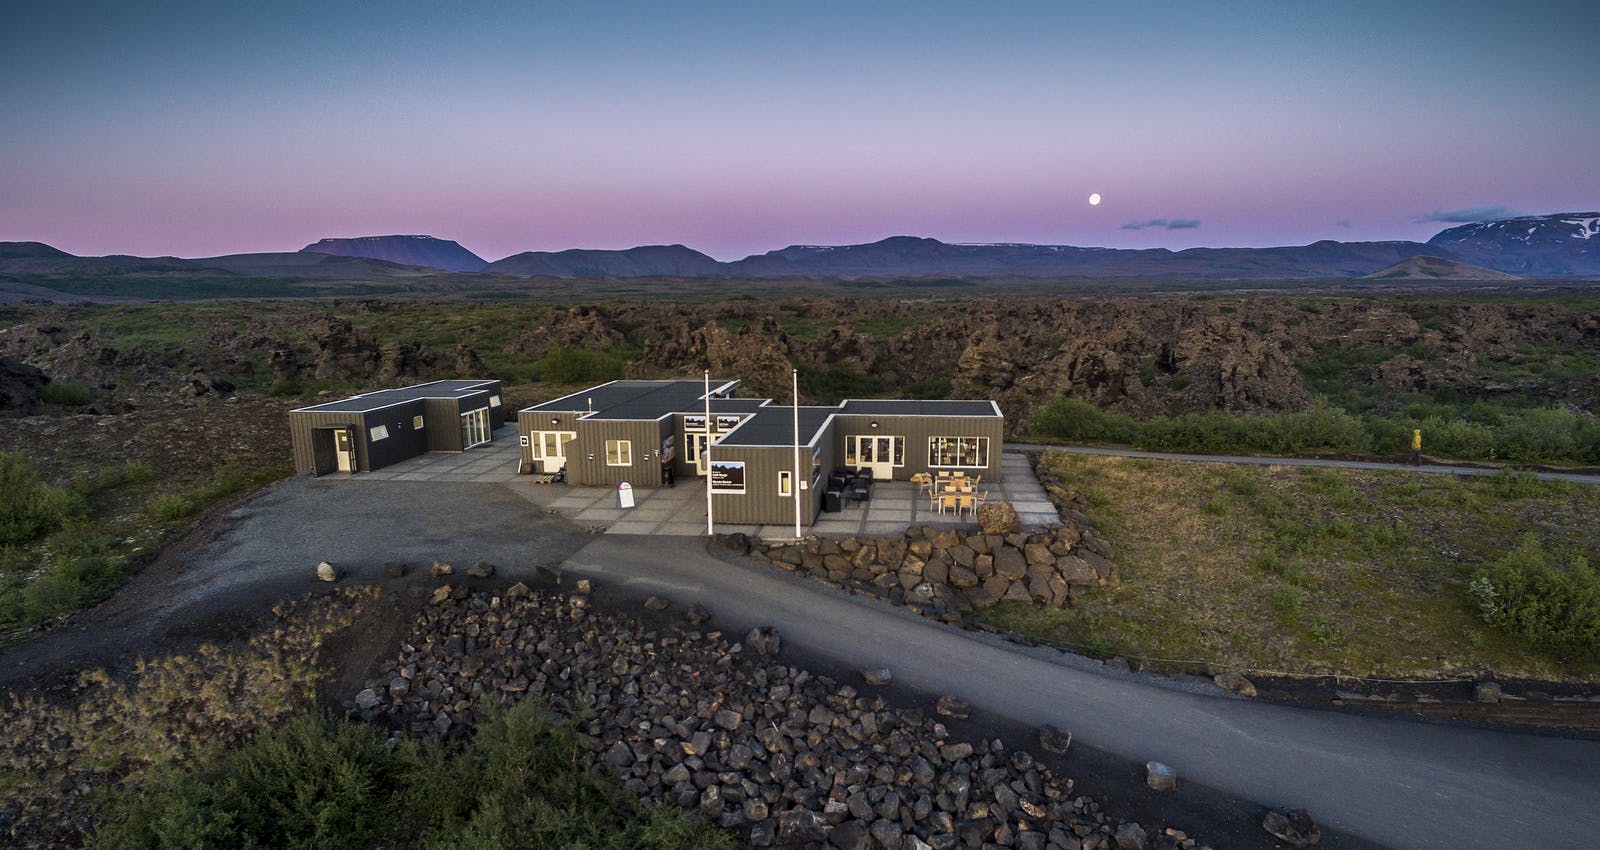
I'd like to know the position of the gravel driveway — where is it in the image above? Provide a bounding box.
[0,476,588,687]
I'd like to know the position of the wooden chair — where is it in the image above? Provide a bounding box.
[957,493,976,517]
[938,493,960,515]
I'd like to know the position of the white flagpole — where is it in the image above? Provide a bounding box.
[704,369,714,537]
[792,367,802,540]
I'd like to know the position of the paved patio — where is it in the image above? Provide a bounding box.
[327,436,1059,541]
[544,450,1059,540]
[347,424,523,483]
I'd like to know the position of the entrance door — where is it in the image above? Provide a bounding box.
[334,428,356,473]
[460,408,491,449]
[851,435,901,480]
[538,430,576,473]
[688,434,711,475]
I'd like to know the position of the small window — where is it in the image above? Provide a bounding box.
[489,395,503,408]
[605,439,632,466]
[412,415,425,429]
[370,424,390,441]
[778,470,793,497]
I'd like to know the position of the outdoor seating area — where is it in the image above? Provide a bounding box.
[822,467,876,513]
[912,471,988,518]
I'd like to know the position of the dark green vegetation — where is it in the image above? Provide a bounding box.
[981,453,1600,680]
[90,702,730,850]
[1029,396,1600,466]
[39,380,95,406]
[0,402,294,639]
[1469,537,1600,662]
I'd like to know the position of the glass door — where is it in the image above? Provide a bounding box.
[688,433,711,475]
[460,408,491,449]
[851,435,901,480]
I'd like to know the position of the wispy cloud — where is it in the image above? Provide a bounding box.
[1335,219,1352,229]
[1121,218,1201,231]
[1413,205,1521,224]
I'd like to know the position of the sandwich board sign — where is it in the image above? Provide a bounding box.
[617,481,635,509]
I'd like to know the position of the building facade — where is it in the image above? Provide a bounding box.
[518,379,1003,526]
[288,379,505,475]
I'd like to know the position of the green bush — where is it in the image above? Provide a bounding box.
[0,452,83,545]
[1468,536,1600,661]
[91,702,733,850]
[1137,402,1370,455]
[41,380,95,406]
[797,364,884,404]
[0,536,126,630]
[146,494,193,522]
[1028,397,1139,443]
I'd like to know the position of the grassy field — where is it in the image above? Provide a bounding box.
[979,452,1600,681]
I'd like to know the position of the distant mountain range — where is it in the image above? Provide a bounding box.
[301,235,487,273]
[4,212,1597,281]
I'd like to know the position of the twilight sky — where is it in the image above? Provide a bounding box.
[2,1,1596,261]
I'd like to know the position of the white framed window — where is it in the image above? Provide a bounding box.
[928,436,989,468]
[537,431,575,459]
[369,424,389,441]
[605,439,632,466]
[412,415,425,429]
[778,470,793,497]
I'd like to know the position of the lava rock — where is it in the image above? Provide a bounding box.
[1214,671,1257,698]
[315,561,341,582]
[1145,761,1177,791]
[1261,808,1321,847]
[1038,724,1071,755]
[861,667,894,686]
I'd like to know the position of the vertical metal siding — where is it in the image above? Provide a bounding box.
[830,413,1004,482]
[363,401,429,470]
[569,419,662,487]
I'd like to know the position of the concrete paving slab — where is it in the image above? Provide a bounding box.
[606,521,661,535]
[576,508,625,521]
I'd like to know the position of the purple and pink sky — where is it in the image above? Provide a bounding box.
[2,1,1595,262]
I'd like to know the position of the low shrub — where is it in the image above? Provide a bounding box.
[1468,536,1600,661]
[90,702,733,850]
[0,452,84,545]
[145,495,193,522]
[40,380,95,406]
[536,346,629,385]
[1028,397,1139,443]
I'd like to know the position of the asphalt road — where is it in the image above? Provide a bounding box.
[1007,443,1600,486]
[564,534,1600,850]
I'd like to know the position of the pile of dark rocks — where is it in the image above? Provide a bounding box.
[744,524,1115,624]
[351,583,1206,850]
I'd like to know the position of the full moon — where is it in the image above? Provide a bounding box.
[1088,193,1102,206]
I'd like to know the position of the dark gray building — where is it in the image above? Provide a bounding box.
[288,379,505,475]
[518,379,1003,526]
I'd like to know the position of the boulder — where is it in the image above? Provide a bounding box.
[861,667,894,686]
[716,532,752,556]
[504,581,531,599]
[430,561,453,577]
[935,695,971,719]
[685,603,712,625]
[1145,761,1177,791]
[776,808,830,844]
[829,819,872,850]
[1474,681,1502,703]
[993,547,1027,580]
[1261,808,1321,847]
[644,596,669,611]
[977,501,1022,534]
[315,561,341,582]
[745,626,781,656]
[1024,542,1055,566]
[353,688,381,710]
[466,560,496,578]
[1114,822,1148,850]
[1038,724,1072,755]
[1214,672,1258,698]
[1055,555,1097,585]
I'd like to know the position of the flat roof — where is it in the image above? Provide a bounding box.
[291,379,499,414]
[521,379,739,419]
[839,399,1002,418]
[716,406,838,448]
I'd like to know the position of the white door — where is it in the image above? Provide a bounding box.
[852,435,900,480]
[688,434,711,475]
[334,428,356,473]
[538,430,576,473]
[461,408,491,449]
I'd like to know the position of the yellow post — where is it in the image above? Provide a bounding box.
[1410,429,1422,467]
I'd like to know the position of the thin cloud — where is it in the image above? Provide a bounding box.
[1413,205,1521,224]
[1121,218,1201,231]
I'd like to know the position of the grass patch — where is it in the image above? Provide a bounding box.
[977,452,1600,679]
[0,452,84,545]
[1469,536,1600,661]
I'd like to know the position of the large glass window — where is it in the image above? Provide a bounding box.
[605,439,632,466]
[928,436,989,468]
[537,431,575,459]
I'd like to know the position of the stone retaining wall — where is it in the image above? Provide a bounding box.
[736,456,1115,621]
